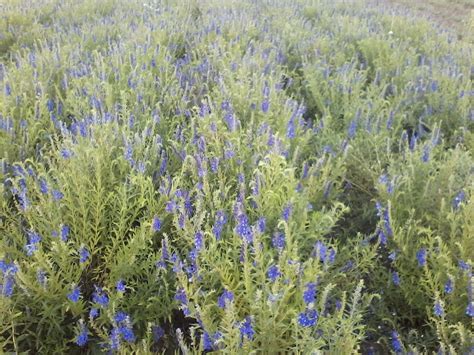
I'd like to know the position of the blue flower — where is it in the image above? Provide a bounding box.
[272,232,285,251]
[195,231,204,252]
[217,289,234,309]
[52,189,64,201]
[267,265,281,282]
[25,231,42,256]
[452,191,465,210]
[286,118,295,139]
[303,283,317,305]
[282,204,292,222]
[210,157,220,173]
[444,279,453,294]
[36,269,47,288]
[347,120,357,139]
[213,210,227,240]
[416,249,427,267]
[235,214,253,244]
[239,317,254,341]
[152,216,162,232]
[466,302,474,317]
[458,260,470,272]
[60,225,70,242]
[297,309,318,327]
[38,178,48,194]
[434,300,444,317]
[61,149,72,159]
[89,308,99,319]
[203,331,213,351]
[114,311,129,323]
[313,241,327,262]
[92,287,109,307]
[391,331,403,353]
[153,326,165,341]
[261,99,270,113]
[175,288,188,305]
[383,209,393,237]
[68,286,81,303]
[0,261,17,297]
[392,271,400,286]
[257,217,266,233]
[116,280,126,293]
[75,321,88,347]
[79,247,90,263]
[110,327,121,350]
[120,325,136,343]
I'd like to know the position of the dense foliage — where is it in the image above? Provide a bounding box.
[0,0,472,353]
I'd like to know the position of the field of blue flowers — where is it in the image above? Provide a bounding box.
[0,0,473,353]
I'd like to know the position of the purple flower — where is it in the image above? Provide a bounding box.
[286,118,295,139]
[217,289,234,309]
[210,157,219,173]
[68,286,81,303]
[75,321,88,347]
[239,317,254,341]
[79,247,90,263]
[272,232,285,251]
[116,280,126,293]
[303,283,317,305]
[434,300,444,317]
[416,248,427,267]
[61,149,72,159]
[39,178,48,194]
[152,216,162,232]
[282,204,292,222]
[297,309,318,327]
[52,189,64,201]
[267,265,281,282]
[261,99,270,113]
[348,120,357,139]
[165,199,177,213]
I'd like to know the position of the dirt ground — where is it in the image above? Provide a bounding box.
[384,0,473,41]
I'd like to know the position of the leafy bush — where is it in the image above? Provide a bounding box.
[0,0,472,353]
